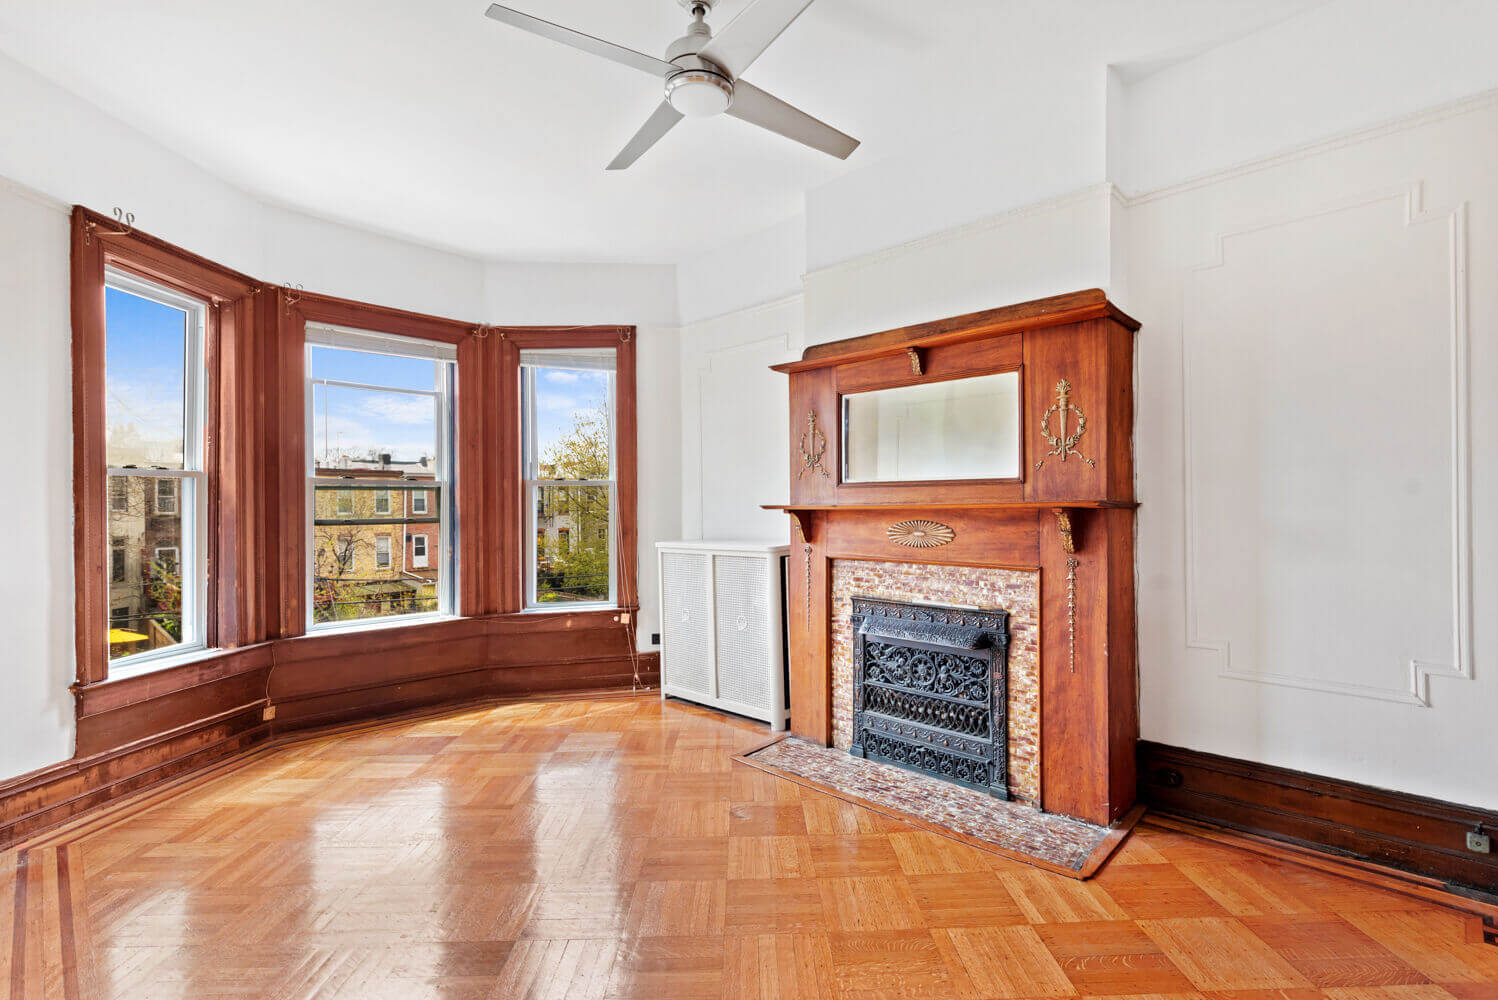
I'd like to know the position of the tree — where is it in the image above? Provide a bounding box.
[537,399,611,601]
[313,529,373,622]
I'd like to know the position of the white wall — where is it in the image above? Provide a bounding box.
[1115,0,1498,196]
[0,181,76,779]
[679,297,803,543]
[1125,93,1497,809]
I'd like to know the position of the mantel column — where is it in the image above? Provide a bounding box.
[787,512,832,745]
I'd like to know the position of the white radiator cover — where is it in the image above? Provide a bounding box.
[656,540,790,730]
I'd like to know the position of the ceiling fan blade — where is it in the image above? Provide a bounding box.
[698,0,815,78]
[726,80,859,159]
[484,4,677,78]
[606,102,685,170]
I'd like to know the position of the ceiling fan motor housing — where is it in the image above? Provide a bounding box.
[665,13,733,117]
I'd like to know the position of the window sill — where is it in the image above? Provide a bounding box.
[305,612,459,638]
[520,604,618,615]
[105,645,217,683]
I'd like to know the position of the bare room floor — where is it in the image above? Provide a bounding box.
[4,693,1496,998]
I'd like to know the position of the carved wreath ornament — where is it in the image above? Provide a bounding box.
[1035,378,1095,470]
[798,410,830,479]
[886,520,956,548]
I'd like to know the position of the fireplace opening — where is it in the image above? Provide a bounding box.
[849,597,1009,798]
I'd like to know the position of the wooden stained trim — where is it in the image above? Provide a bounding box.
[499,326,640,614]
[70,209,260,685]
[779,289,1140,373]
[1139,741,1498,892]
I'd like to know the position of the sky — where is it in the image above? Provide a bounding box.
[106,285,609,471]
[104,286,187,468]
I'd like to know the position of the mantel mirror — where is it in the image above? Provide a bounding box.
[841,370,1021,483]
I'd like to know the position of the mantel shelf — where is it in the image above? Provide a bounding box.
[763,501,1139,512]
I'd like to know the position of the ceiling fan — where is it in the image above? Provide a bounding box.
[483,0,860,169]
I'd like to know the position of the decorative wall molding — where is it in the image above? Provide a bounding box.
[1181,184,1473,706]
[687,320,799,536]
[1119,87,1498,208]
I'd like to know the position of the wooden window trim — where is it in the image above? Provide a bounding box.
[499,328,639,615]
[68,209,644,758]
[71,207,260,689]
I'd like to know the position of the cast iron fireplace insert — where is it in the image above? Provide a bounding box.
[849,596,1009,798]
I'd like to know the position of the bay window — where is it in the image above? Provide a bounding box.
[521,347,617,609]
[306,324,456,627]
[103,268,207,670]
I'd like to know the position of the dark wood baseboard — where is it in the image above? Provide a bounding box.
[0,706,268,848]
[269,653,659,731]
[1138,740,1498,893]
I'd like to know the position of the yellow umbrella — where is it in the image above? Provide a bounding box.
[108,628,149,643]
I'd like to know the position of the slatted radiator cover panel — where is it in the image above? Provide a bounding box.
[714,554,771,708]
[660,550,714,699]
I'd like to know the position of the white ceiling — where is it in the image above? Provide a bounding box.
[0,0,1319,263]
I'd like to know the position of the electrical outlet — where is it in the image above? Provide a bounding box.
[651,632,661,646]
[262,705,277,722]
[1468,830,1491,854]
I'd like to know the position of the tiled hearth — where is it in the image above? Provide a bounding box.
[831,559,1041,804]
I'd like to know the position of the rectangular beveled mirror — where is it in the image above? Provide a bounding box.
[841,371,1021,483]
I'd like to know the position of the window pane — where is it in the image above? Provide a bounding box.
[532,367,612,480]
[312,485,441,624]
[309,344,442,391]
[311,383,438,470]
[105,285,188,469]
[533,484,610,604]
[107,474,187,660]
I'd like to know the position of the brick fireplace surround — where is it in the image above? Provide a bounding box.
[768,290,1141,826]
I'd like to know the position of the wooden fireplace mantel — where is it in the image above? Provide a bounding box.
[771,289,1140,826]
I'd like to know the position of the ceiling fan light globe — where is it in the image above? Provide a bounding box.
[666,71,733,117]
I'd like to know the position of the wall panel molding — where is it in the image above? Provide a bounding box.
[1181,184,1472,706]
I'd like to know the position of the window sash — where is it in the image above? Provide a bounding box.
[520,357,618,610]
[304,332,456,630]
[103,266,208,674]
[105,469,208,670]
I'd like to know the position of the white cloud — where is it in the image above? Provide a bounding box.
[358,394,434,425]
[544,371,580,384]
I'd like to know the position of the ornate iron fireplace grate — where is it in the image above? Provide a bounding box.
[849,597,1009,798]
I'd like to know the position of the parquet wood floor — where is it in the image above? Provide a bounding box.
[4,693,1496,999]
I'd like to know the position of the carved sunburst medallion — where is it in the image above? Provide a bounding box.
[886,520,955,548]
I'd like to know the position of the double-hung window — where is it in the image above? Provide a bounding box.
[521,348,616,608]
[307,324,456,627]
[103,269,207,670]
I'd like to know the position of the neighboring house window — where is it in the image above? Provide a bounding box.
[111,539,126,583]
[155,478,177,514]
[521,348,616,608]
[307,324,455,627]
[104,270,206,668]
[154,546,179,572]
[412,534,428,569]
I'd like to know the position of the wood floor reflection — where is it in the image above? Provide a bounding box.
[4,693,1497,998]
